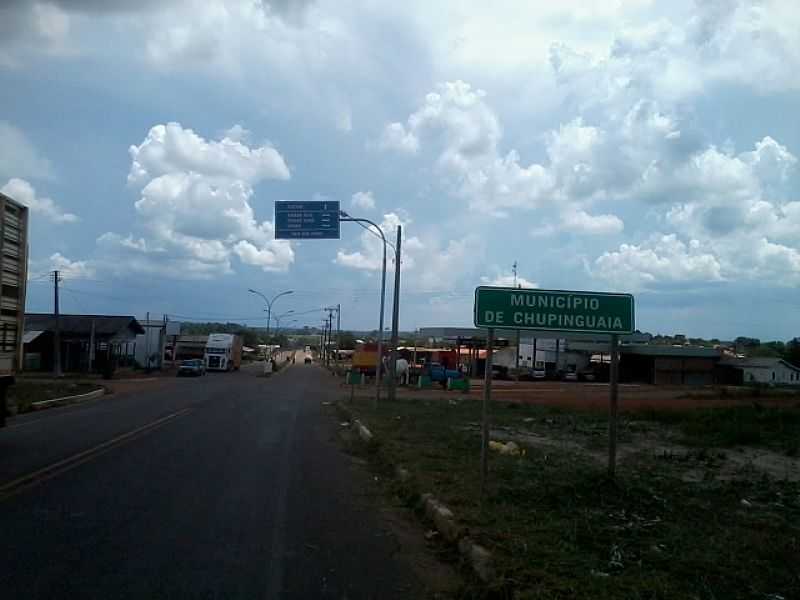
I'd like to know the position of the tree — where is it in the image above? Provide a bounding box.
[338,331,357,350]
[786,338,800,367]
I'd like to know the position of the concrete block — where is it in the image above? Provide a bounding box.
[459,537,495,583]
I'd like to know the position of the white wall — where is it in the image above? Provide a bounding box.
[742,364,800,385]
[498,345,590,372]
[134,325,166,369]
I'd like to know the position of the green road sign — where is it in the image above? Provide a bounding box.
[474,287,634,334]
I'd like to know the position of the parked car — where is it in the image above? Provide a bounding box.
[304,356,312,364]
[563,370,578,382]
[579,369,596,382]
[177,359,206,377]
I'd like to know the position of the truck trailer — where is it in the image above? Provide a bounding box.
[0,192,28,427]
[204,333,242,372]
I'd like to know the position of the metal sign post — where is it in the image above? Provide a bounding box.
[608,334,620,479]
[474,286,634,488]
[480,327,494,505]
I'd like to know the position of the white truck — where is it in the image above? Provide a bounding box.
[0,192,29,426]
[204,333,242,372]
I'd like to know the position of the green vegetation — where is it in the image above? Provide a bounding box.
[339,396,800,599]
[181,322,263,347]
[641,403,800,456]
[180,321,292,348]
[645,334,800,367]
[10,381,102,414]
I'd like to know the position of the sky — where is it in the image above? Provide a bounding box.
[1,0,799,340]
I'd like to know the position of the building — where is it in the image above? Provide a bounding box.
[134,319,181,370]
[419,327,649,378]
[717,358,800,386]
[619,345,721,385]
[23,314,144,372]
[171,335,209,361]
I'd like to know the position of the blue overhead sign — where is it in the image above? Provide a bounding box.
[274,201,340,240]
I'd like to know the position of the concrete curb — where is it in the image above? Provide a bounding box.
[338,402,496,586]
[353,419,374,443]
[31,387,106,410]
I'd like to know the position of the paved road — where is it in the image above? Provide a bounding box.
[0,363,427,599]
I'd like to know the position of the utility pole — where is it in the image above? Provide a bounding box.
[52,270,62,377]
[336,303,341,373]
[512,260,518,287]
[323,309,335,368]
[89,318,96,373]
[144,311,150,373]
[513,260,520,379]
[328,313,333,367]
[388,225,402,402]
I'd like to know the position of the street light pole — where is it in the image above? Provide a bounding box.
[248,288,293,355]
[272,310,295,333]
[339,211,388,405]
[388,225,402,402]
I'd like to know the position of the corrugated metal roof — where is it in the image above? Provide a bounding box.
[719,357,800,370]
[620,345,721,358]
[22,330,44,344]
[24,314,145,336]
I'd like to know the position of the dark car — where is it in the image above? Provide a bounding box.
[304,356,312,364]
[177,359,206,377]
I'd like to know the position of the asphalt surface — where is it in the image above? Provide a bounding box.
[0,362,426,599]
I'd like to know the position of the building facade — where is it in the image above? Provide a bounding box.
[719,358,800,386]
[23,314,144,373]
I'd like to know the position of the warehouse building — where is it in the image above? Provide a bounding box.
[618,345,721,385]
[717,357,800,386]
[23,314,144,373]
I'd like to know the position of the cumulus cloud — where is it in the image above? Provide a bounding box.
[99,122,294,277]
[128,122,289,185]
[334,209,477,292]
[0,2,71,66]
[379,122,419,154]
[481,274,538,289]
[594,234,723,291]
[561,209,623,235]
[379,33,799,289]
[335,212,421,272]
[379,81,554,215]
[49,252,95,279]
[1,178,78,223]
[0,122,53,181]
[350,191,375,210]
[377,82,690,219]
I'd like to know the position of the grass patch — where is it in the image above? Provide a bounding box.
[639,404,800,455]
[9,381,102,414]
[343,395,800,599]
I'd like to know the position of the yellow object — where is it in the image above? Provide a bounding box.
[489,440,521,456]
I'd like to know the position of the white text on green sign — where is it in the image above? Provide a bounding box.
[473,287,634,334]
